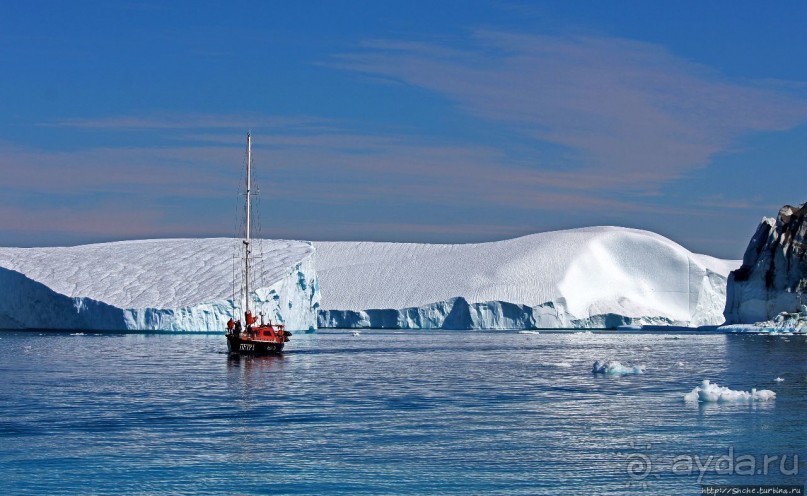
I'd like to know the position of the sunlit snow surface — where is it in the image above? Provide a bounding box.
[315,227,740,329]
[0,239,319,331]
[0,227,740,331]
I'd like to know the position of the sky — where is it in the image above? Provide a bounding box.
[2,1,807,258]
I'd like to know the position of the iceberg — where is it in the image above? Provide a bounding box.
[684,380,776,403]
[592,360,645,375]
[0,226,741,332]
[0,238,320,331]
[315,227,739,330]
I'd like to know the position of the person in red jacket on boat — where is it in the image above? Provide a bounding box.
[227,318,238,335]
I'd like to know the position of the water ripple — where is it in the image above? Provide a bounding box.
[0,330,804,494]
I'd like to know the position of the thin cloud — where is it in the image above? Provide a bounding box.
[3,93,796,251]
[41,113,332,131]
[694,195,783,212]
[275,220,542,242]
[0,123,681,215]
[334,30,807,188]
[0,201,237,248]
[0,204,162,239]
[0,141,238,196]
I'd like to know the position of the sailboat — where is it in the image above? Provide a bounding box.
[225,132,291,354]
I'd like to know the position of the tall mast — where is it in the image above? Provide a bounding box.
[244,132,252,318]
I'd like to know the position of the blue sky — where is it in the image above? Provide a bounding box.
[2,1,807,258]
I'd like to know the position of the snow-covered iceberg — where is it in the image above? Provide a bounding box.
[724,202,807,325]
[315,227,740,330]
[0,226,740,332]
[0,238,320,331]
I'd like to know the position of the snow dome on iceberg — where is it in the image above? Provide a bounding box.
[315,227,740,330]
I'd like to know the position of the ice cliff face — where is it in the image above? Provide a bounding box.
[315,227,740,330]
[724,203,807,324]
[0,239,320,331]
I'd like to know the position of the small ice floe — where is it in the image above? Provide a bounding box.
[549,362,572,368]
[518,330,540,335]
[69,332,86,336]
[351,331,361,337]
[574,331,594,335]
[683,380,776,403]
[774,377,785,382]
[592,360,645,375]
[676,361,686,367]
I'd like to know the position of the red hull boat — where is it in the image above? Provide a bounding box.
[226,315,291,355]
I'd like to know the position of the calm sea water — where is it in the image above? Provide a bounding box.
[0,330,804,495]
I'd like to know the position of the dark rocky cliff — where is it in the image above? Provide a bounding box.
[724,203,807,323]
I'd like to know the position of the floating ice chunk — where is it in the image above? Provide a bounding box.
[683,380,776,403]
[518,330,540,335]
[592,360,645,375]
[549,362,572,368]
[774,377,785,382]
